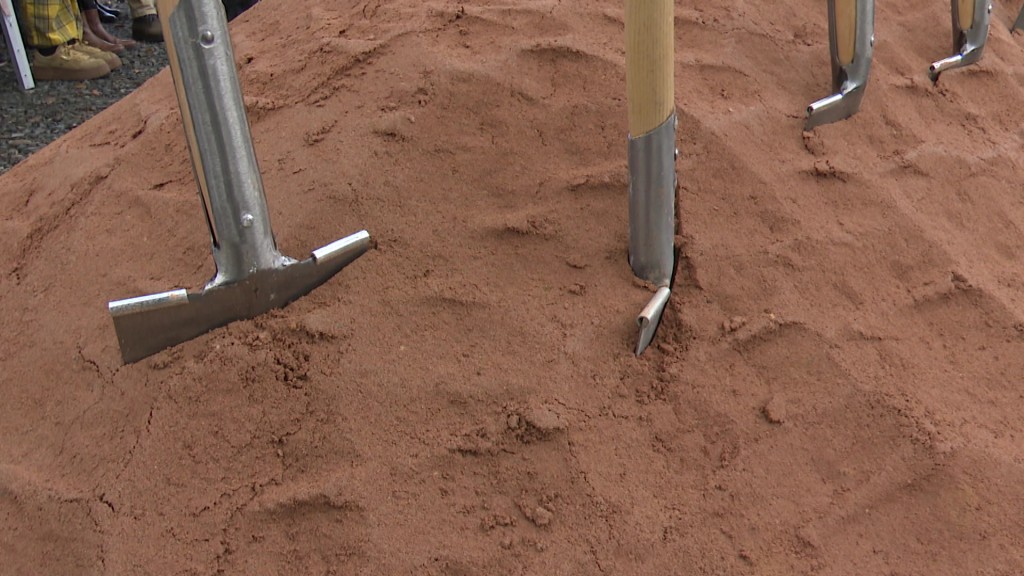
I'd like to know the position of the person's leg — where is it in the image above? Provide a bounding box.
[128,0,162,42]
[77,0,122,52]
[86,3,137,48]
[22,0,79,48]
[19,0,110,80]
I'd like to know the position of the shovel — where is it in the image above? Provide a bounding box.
[805,0,875,129]
[626,0,677,355]
[929,0,991,81]
[108,0,370,363]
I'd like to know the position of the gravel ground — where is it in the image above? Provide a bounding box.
[0,1,169,175]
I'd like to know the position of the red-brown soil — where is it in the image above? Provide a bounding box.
[3,0,1024,574]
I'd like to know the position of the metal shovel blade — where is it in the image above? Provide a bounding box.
[628,112,676,355]
[110,231,370,363]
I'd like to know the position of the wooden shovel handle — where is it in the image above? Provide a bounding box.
[835,0,857,66]
[958,0,975,31]
[626,0,674,136]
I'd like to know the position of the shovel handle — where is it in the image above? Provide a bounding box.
[157,0,217,247]
[154,0,286,285]
[625,0,674,136]
[834,0,857,66]
[957,0,975,31]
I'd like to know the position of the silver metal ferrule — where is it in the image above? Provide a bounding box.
[928,0,991,81]
[167,0,290,287]
[805,0,875,129]
[628,111,677,288]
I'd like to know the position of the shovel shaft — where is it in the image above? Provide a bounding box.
[957,0,975,32]
[157,0,287,286]
[625,0,676,287]
[628,113,676,287]
[827,0,873,89]
[834,0,857,66]
[625,0,674,137]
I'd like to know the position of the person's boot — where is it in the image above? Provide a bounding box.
[132,14,164,43]
[73,42,123,71]
[31,44,111,81]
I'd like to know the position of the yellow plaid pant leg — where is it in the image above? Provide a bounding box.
[127,0,156,18]
[19,0,81,48]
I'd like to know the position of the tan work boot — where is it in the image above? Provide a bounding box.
[74,42,123,71]
[132,14,164,43]
[31,44,111,81]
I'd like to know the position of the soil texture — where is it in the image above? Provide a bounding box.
[2,0,1024,574]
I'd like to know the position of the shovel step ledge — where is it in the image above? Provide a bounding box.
[636,287,671,356]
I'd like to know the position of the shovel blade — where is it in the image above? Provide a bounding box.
[109,231,370,364]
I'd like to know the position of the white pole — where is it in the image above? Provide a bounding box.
[1,0,35,91]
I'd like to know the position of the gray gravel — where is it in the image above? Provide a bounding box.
[0,0,168,175]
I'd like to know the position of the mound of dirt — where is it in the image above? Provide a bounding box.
[2,0,1024,573]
